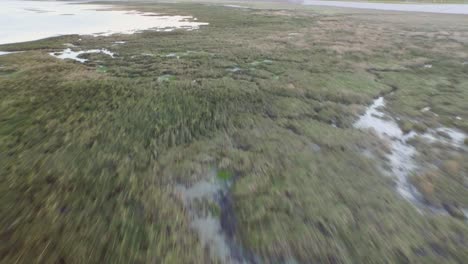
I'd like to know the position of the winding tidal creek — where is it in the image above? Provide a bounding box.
[355,96,467,218]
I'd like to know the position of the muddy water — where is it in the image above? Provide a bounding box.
[176,169,255,264]
[0,0,208,45]
[301,1,468,15]
[355,97,467,216]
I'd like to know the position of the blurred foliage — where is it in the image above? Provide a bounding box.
[1,1,467,263]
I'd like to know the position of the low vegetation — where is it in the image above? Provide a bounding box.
[1,1,467,263]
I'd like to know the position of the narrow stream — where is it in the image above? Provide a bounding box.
[355,96,467,217]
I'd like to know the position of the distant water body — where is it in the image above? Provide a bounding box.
[301,0,468,14]
[0,0,208,45]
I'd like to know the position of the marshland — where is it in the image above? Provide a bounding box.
[1,0,467,263]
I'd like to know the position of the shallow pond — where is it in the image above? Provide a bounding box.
[0,0,208,45]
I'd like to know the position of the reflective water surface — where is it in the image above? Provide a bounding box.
[355,96,467,216]
[0,0,208,45]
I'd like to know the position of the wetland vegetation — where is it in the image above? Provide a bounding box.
[1,1,468,263]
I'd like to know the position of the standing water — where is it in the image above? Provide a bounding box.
[0,0,208,45]
[0,52,15,56]
[354,97,467,215]
[176,169,256,264]
[49,48,115,63]
[354,97,424,207]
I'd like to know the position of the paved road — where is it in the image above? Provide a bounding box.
[301,1,468,14]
